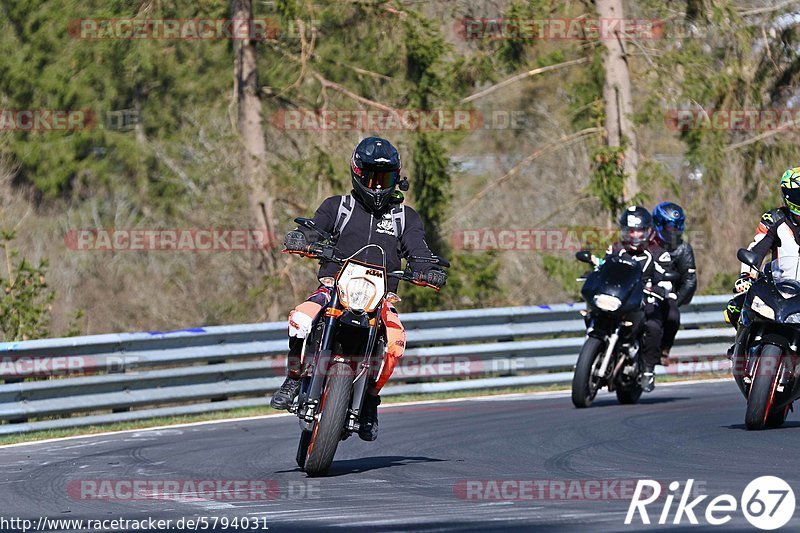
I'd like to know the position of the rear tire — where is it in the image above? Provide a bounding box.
[765,406,789,429]
[616,376,643,405]
[303,361,354,476]
[572,337,605,408]
[745,344,782,431]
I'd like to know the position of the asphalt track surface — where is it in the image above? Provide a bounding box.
[1,380,800,532]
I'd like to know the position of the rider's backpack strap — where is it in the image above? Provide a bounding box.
[390,204,405,237]
[333,195,354,239]
[334,195,405,239]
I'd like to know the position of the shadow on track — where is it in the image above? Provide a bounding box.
[724,420,800,431]
[275,455,444,476]
[327,455,445,476]
[587,395,689,408]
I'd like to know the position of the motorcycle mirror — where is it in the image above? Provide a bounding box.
[575,250,593,264]
[294,218,332,240]
[737,248,760,271]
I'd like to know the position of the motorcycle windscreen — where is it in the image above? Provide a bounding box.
[581,255,644,309]
[770,256,800,300]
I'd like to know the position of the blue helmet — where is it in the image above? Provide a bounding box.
[652,202,685,243]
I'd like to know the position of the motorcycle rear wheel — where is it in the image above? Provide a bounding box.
[616,383,643,405]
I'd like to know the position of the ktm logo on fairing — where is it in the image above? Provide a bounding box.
[365,269,383,277]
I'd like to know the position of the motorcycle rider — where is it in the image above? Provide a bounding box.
[603,206,673,392]
[727,167,800,325]
[650,202,697,364]
[271,136,447,441]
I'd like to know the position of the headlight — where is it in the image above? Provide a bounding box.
[340,277,378,312]
[593,294,622,312]
[787,313,800,324]
[751,295,775,320]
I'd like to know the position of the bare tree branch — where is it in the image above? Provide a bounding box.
[451,127,604,221]
[739,0,799,17]
[310,71,397,111]
[460,57,589,104]
[724,119,800,152]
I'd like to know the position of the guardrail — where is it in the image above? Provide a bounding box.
[0,295,734,435]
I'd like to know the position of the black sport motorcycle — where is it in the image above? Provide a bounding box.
[571,250,678,408]
[285,218,448,476]
[731,248,800,430]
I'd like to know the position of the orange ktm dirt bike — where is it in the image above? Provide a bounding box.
[285,217,449,476]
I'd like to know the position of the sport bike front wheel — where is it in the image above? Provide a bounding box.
[745,344,783,431]
[572,337,604,408]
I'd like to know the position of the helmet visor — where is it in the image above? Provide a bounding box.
[358,169,399,190]
[621,228,649,248]
[657,220,684,241]
[786,196,800,216]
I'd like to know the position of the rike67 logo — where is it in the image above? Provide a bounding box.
[625,476,795,530]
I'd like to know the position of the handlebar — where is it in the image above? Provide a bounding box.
[284,246,446,290]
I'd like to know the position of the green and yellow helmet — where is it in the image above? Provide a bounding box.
[780,167,800,215]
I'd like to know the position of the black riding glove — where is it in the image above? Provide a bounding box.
[734,272,754,294]
[284,230,307,251]
[416,267,448,288]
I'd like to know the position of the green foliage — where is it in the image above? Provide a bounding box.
[589,146,626,217]
[632,159,680,206]
[411,132,450,254]
[0,230,55,341]
[401,251,502,312]
[567,48,604,131]
[541,255,585,301]
[0,0,230,198]
[702,270,738,296]
[65,309,85,338]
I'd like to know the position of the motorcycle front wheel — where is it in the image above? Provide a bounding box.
[745,343,783,431]
[303,361,354,476]
[572,337,605,408]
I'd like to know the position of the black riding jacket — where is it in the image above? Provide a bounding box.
[607,242,673,288]
[652,236,697,307]
[296,193,436,292]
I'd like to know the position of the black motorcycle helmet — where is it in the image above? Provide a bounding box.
[350,136,401,212]
[619,205,653,253]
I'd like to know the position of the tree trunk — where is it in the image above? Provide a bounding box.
[231,0,274,268]
[596,0,639,200]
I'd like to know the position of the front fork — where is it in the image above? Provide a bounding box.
[596,326,621,380]
[345,322,380,432]
[300,290,342,423]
